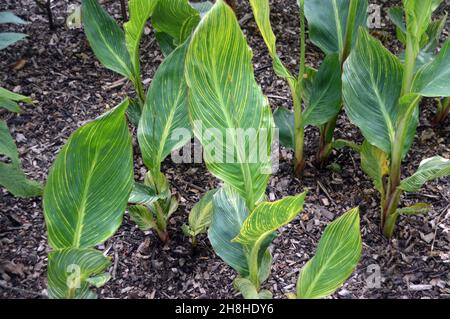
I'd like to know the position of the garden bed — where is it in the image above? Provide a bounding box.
[0,0,449,299]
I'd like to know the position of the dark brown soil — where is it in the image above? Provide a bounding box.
[0,0,449,299]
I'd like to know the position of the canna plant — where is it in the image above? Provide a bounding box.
[248,0,368,176]
[342,0,450,238]
[43,100,134,298]
[387,0,449,126]
[82,0,211,242]
[185,0,362,299]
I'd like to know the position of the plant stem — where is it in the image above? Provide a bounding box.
[401,34,417,96]
[316,0,357,166]
[294,0,306,177]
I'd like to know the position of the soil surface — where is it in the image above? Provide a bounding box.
[0,0,449,299]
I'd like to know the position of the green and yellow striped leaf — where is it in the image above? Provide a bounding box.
[412,38,450,97]
[297,207,362,299]
[152,0,199,48]
[185,189,218,238]
[232,192,306,247]
[186,0,274,209]
[82,0,134,79]
[43,100,134,249]
[399,156,450,192]
[360,140,389,195]
[129,182,162,207]
[47,248,111,299]
[248,0,294,80]
[208,186,250,276]
[128,205,156,231]
[233,277,273,299]
[343,29,403,155]
[403,0,433,47]
[0,120,42,197]
[138,41,191,173]
[124,0,159,75]
[304,0,368,55]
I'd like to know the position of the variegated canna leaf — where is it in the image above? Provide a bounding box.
[185,189,218,238]
[82,0,134,79]
[399,156,450,192]
[152,0,199,49]
[208,186,250,276]
[297,207,362,299]
[186,0,274,209]
[304,0,368,55]
[128,205,156,231]
[343,29,420,156]
[124,0,159,75]
[248,0,294,80]
[43,100,134,249]
[0,32,27,50]
[232,192,306,247]
[138,41,191,173]
[208,186,275,278]
[47,248,111,299]
[129,182,162,207]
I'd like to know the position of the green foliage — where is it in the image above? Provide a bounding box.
[43,101,133,298]
[0,87,42,197]
[185,0,274,210]
[296,208,362,299]
[343,0,450,237]
[182,189,218,245]
[0,120,42,197]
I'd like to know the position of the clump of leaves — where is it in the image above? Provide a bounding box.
[248,0,368,176]
[388,0,449,126]
[185,1,362,299]
[82,0,211,242]
[342,0,450,237]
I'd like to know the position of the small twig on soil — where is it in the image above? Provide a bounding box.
[112,248,119,279]
[267,94,291,101]
[104,77,128,91]
[0,282,47,298]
